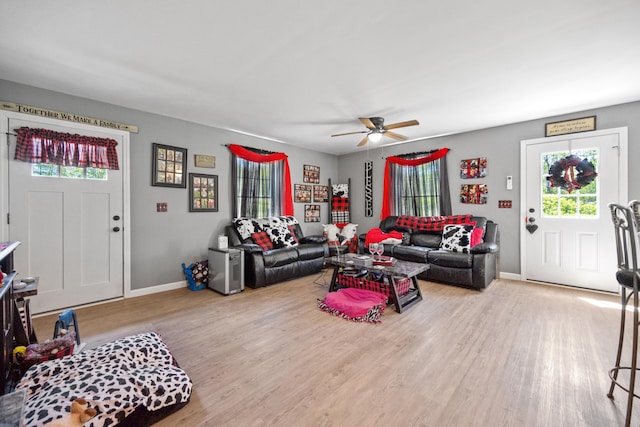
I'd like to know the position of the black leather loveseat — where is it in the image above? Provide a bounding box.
[359,215,499,290]
[225,217,328,288]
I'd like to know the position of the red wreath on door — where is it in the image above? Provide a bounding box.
[545,155,597,193]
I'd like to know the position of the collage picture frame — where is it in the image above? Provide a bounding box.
[189,173,218,212]
[152,143,187,188]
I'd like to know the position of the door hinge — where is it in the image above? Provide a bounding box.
[6,213,8,225]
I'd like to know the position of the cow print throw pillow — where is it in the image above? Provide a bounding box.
[439,224,475,253]
[264,222,298,248]
[233,217,263,240]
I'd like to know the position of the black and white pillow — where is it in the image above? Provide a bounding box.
[233,217,263,240]
[264,221,298,248]
[279,216,299,226]
[439,224,474,253]
[332,184,349,198]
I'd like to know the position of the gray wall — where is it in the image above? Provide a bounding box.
[2,79,638,283]
[0,80,338,290]
[339,101,640,275]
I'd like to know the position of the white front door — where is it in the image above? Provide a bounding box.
[521,128,627,292]
[6,116,126,313]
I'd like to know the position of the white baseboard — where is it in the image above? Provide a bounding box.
[126,280,186,298]
[499,272,521,281]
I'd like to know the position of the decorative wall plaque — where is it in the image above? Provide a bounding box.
[364,161,373,217]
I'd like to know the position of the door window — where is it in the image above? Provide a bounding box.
[541,148,598,218]
[31,163,107,180]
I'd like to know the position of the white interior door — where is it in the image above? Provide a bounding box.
[522,128,627,292]
[7,117,125,313]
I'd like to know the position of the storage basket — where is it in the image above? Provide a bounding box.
[181,261,208,291]
[336,273,410,299]
[19,332,76,374]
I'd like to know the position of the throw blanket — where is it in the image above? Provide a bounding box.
[17,332,192,427]
[365,228,403,247]
[396,214,472,232]
[318,288,388,323]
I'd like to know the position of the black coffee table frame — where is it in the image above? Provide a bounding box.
[326,254,429,313]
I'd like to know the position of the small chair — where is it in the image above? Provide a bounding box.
[607,202,640,426]
[53,309,81,345]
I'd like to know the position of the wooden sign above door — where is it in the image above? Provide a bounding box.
[545,116,596,137]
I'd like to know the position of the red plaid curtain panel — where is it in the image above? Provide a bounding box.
[15,127,120,170]
[396,214,472,232]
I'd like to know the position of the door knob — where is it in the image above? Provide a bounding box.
[113,226,121,232]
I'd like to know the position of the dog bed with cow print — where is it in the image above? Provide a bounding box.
[16,332,192,427]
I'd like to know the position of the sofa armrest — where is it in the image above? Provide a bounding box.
[470,242,498,254]
[300,235,328,244]
[237,243,264,254]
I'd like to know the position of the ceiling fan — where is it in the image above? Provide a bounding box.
[331,117,420,147]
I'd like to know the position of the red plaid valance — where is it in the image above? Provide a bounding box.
[396,214,472,232]
[15,127,119,170]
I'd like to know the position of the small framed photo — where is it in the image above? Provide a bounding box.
[189,173,218,212]
[152,143,187,188]
[294,184,312,203]
[303,164,320,184]
[304,204,321,222]
[313,185,329,202]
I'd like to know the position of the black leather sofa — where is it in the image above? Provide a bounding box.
[225,222,328,288]
[359,216,499,290]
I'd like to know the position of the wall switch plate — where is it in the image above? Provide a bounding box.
[506,175,513,190]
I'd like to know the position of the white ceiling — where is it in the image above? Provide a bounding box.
[1,1,639,155]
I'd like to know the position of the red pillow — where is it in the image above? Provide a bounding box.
[471,227,484,247]
[288,225,300,244]
[251,231,273,251]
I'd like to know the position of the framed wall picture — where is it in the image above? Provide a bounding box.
[303,164,320,184]
[313,185,328,202]
[294,184,312,203]
[460,157,487,179]
[189,173,218,212]
[304,204,321,222]
[152,143,187,188]
[460,184,488,204]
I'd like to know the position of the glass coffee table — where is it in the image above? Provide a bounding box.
[326,254,429,313]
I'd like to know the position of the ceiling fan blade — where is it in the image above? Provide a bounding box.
[357,135,369,147]
[383,119,419,130]
[331,130,368,137]
[384,131,407,141]
[359,117,376,129]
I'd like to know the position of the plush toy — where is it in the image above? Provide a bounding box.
[340,223,358,243]
[43,398,97,427]
[322,224,340,242]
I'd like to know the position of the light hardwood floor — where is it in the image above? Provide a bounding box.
[32,273,637,426]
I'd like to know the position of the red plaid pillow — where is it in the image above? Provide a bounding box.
[287,225,300,244]
[251,231,273,251]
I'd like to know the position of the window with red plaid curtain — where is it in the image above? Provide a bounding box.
[14,127,119,170]
[381,148,451,218]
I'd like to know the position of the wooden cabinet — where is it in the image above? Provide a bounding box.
[0,242,20,394]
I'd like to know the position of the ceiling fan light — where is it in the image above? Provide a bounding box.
[368,132,383,143]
